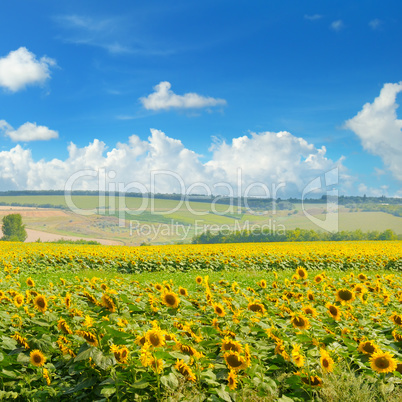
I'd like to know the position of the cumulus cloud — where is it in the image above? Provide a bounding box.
[140,81,227,111]
[330,20,344,31]
[0,47,56,92]
[345,82,402,181]
[369,19,381,30]
[0,129,343,197]
[0,120,59,142]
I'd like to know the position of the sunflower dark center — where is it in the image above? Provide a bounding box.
[226,354,243,368]
[149,333,161,346]
[338,290,353,301]
[363,343,375,354]
[249,304,263,312]
[329,306,338,315]
[394,316,402,325]
[294,317,305,327]
[165,295,176,305]
[375,357,390,369]
[33,355,42,363]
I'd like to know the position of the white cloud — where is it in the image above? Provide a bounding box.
[0,47,56,92]
[140,81,227,111]
[330,20,344,31]
[0,120,59,141]
[369,19,381,30]
[304,14,323,21]
[0,129,343,197]
[345,82,402,181]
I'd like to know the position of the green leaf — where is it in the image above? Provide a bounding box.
[160,373,178,390]
[64,378,98,394]
[100,386,116,397]
[216,384,232,402]
[131,379,150,389]
[277,395,295,402]
[0,391,19,399]
[1,369,19,378]
[17,353,30,364]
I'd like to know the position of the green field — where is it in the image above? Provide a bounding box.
[0,195,401,245]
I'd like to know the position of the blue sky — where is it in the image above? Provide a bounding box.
[0,0,401,197]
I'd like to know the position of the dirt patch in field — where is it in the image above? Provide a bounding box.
[25,229,122,245]
[0,206,67,217]
[0,227,122,246]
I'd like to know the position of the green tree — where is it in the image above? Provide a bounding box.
[1,214,27,242]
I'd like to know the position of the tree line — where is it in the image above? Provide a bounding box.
[192,228,398,244]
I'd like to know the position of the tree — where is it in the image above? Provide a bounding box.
[1,214,27,242]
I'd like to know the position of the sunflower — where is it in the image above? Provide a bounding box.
[247,302,266,314]
[14,293,24,308]
[136,334,147,347]
[177,343,203,359]
[396,363,402,375]
[64,293,71,308]
[307,291,315,301]
[314,274,324,284]
[370,351,397,374]
[292,353,305,367]
[224,351,247,371]
[335,288,356,304]
[353,284,367,295]
[358,340,378,355]
[320,349,334,373]
[291,315,310,330]
[42,368,51,385]
[149,356,164,374]
[110,344,130,364]
[154,283,163,291]
[213,303,226,317]
[30,349,46,367]
[231,282,240,294]
[12,333,29,349]
[146,328,165,348]
[357,273,367,281]
[101,294,116,312]
[26,277,35,287]
[302,305,318,317]
[175,359,196,382]
[392,330,402,342]
[228,370,238,390]
[300,375,323,387]
[162,291,180,308]
[390,313,402,327]
[11,314,23,328]
[57,318,73,334]
[33,295,48,313]
[326,303,341,320]
[178,287,188,297]
[195,276,203,285]
[76,330,98,347]
[221,337,243,354]
[258,279,267,289]
[296,267,308,280]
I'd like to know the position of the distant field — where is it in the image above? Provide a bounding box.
[0,195,401,245]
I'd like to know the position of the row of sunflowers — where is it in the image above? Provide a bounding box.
[2,249,402,400]
[1,240,402,274]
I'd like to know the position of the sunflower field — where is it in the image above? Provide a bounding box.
[1,240,402,401]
